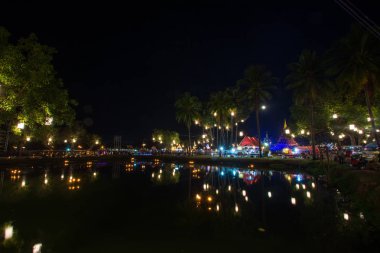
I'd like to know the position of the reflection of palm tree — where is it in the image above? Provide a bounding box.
[287,50,325,160]
[238,65,276,157]
[175,93,201,153]
[327,26,380,146]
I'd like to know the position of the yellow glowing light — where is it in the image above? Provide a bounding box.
[95,140,99,145]
[207,196,212,202]
[291,197,296,205]
[302,184,306,189]
[332,113,338,119]
[242,190,246,197]
[44,178,48,185]
[231,111,235,116]
[344,213,349,221]
[216,189,219,195]
[296,184,300,189]
[213,112,217,117]
[48,137,52,142]
[216,204,220,211]
[349,124,355,130]
[311,182,315,188]
[4,225,13,240]
[196,194,201,200]
[194,120,199,125]
[300,129,305,135]
[235,204,239,213]
[72,138,77,143]
[26,136,31,142]
[21,180,26,187]
[158,174,161,179]
[228,185,231,191]
[306,191,311,198]
[64,139,68,143]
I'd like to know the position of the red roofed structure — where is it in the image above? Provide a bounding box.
[239,136,259,147]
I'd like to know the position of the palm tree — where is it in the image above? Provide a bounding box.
[175,93,201,153]
[287,50,325,160]
[327,25,380,146]
[238,65,276,157]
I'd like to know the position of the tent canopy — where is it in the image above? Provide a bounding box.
[239,136,259,147]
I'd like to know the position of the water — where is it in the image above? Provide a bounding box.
[0,159,374,252]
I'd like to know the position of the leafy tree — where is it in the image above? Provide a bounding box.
[0,27,75,151]
[152,129,180,150]
[326,25,380,146]
[238,65,276,157]
[175,93,201,153]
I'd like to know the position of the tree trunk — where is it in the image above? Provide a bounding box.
[364,83,380,146]
[188,125,191,155]
[256,103,262,158]
[310,104,316,160]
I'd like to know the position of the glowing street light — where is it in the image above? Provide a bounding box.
[213,112,217,117]
[300,129,305,135]
[367,117,371,122]
[332,113,338,119]
[26,136,31,142]
[95,140,99,145]
[291,197,296,205]
[72,138,77,143]
[239,131,244,137]
[33,243,43,253]
[267,191,272,198]
[64,139,68,143]
[349,124,355,130]
[194,120,199,125]
[285,129,290,134]
[231,111,235,116]
[261,105,266,110]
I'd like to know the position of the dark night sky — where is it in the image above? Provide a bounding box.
[1,0,379,145]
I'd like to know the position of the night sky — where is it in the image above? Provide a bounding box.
[1,0,379,146]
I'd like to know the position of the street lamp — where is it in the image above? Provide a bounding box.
[332,113,338,119]
[239,131,244,137]
[261,105,266,110]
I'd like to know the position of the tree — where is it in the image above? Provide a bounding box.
[327,25,380,146]
[175,93,201,153]
[238,65,276,157]
[152,129,180,150]
[287,50,325,160]
[0,27,75,151]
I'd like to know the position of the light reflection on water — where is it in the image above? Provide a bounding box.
[0,159,371,252]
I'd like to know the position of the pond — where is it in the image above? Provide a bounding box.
[0,158,375,252]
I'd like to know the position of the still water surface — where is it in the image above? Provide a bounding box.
[0,159,372,252]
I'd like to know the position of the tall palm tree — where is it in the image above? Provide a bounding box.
[327,25,380,146]
[238,65,276,157]
[287,50,325,160]
[175,93,201,153]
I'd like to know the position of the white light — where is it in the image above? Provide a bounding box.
[239,131,244,137]
[311,182,315,188]
[302,184,306,189]
[93,172,97,177]
[26,137,31,142]
[377,129,380,133]
[151,173,155,178]
[44,178,48,185]
[231,111,235,116]
[306,191,311,198]
[17,122,25,129]
[203,184,207,191]
[235,204,239,213]
[285,129,290,134]
[216,189,219,195]
[344,213,349,221]
[21,180,26,187]
[261,105,266,110]
[48,137,52,142]
[330,132,335,136]
[267,191,272,198]
[349,124,355,130]
[4,225,13,240]
[240,119,244,123]
[358,130,363,134]
[33,243,43,253]
[64,139,67,143]
[45,117,53,125]
[332,113,338,119]
[228,185,231,191]
[72,138,77,143]
[367,117,371,122]
[194,120,199,125]
[245,196,248,202]
[61,174,64,180]
[296,184,300,189]
[242,190,246,197]
[300,129,305,135]
[306,131,310,135]
[291,134,295,138]
[291,197,296,205]
[216,204,220,211]
[202,134,206,139]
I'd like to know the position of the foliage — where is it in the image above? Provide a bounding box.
[152,129,180,149]
[0,27,75,146]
